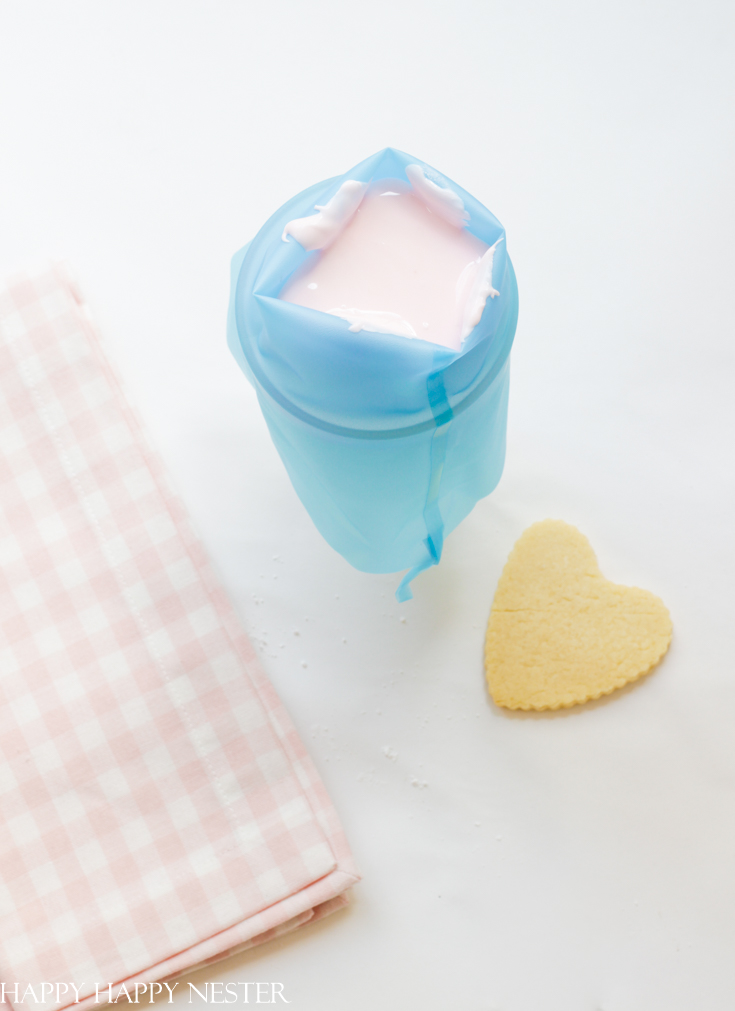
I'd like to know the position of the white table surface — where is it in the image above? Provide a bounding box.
[1,3,734,1009]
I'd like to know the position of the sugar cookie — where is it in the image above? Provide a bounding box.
[485,520,672,711]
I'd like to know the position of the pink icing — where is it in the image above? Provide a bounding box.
[279,179,489,351]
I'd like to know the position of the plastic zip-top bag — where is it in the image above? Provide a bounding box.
[227,148,519,600]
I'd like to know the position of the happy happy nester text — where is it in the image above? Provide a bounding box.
[0,984,289,1005]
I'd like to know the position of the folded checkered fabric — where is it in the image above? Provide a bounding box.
[0,267,359,1011]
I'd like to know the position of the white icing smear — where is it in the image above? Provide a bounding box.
[405,164,470,228]
[279,180,496,350]
[282,179,367,251]
[327,307,417,337]
[459,237,503,340]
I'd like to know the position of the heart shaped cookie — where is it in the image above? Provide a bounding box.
[485,520,672,710]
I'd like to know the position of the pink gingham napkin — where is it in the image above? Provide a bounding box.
[0,267,359,1010]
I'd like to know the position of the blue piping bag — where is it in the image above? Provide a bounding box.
[227,148,518,600]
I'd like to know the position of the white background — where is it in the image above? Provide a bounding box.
[1,2,734,1009]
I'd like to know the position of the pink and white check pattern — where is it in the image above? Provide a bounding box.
[0,268,359,1010]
